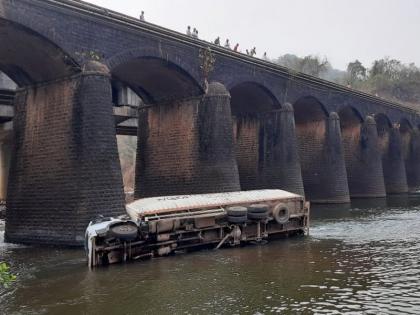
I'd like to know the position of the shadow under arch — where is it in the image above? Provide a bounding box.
[338,105,364,130]
[229,81,281,116]
[374,113,393,137]
[293,96,329,124]
[0,17,80,86]
[107,48,204,104]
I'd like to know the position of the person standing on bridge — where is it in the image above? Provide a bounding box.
[192,28,198,39]
[234,43,239,52]
[214,37,221,45]
[140,11,145,22]
[250,47,256,57]
[224,39,231,49]
[187,26,192,37]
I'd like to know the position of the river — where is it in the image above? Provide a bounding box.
[1,196,420,314]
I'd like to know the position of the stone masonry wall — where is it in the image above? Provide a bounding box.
[5,72,125,245]
[135,82,240,198]
[234,116,259,191]
[341,117,386,197]
[296,114,350,203]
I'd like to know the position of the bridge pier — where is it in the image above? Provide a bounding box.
[341,115,386,198]
[402,128,420,191]
[5,61,125,245]
[296,112,350,204]
[135,82,240,198]
[380,125,408,194]
[257,105,304,195]
[233,105,304,195]
[0,125,12,201]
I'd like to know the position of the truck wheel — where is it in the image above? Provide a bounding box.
[272,204,290,224]
[109,222,138,241]
[248,212,269,220]
[248,204,269,214]
[226,206,248,217]
[228,215,247,224]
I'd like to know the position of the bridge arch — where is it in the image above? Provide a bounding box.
[106,48,204,104]
[229,81,281,116]
[0,17,80,86]
[229,82,303,194]
[293,96,349,203]
[293,96,329,124]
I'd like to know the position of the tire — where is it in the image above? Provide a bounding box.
[248,212,269,220]
[272,204,290,224]
[247,204,269,214]
[226,206,248,217]
[109,222,138,241]
[227,215,247,224]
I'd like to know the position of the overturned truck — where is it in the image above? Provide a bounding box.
[86,189,310,267]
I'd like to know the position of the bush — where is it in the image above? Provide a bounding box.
[0,262,16,288]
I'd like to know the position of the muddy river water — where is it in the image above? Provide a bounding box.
[1,196,420,314]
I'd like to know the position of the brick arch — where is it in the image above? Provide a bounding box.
[293,96,329,124]
[229,81,281,116]
[338,105,364,128]
[106,47,204,103]
[293,95,350,203]
[0,17,80,86]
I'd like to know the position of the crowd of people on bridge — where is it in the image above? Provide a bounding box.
[186,25,268,60]
[137,11,270,61]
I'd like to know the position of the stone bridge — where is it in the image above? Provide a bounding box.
[1,0,420,245]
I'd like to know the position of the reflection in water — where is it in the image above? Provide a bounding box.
[1,197,420,314]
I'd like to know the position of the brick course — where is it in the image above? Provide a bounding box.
[296,113,350,203]
[5,71,125,245]
[135,82,240,198]
[341,116,386,197]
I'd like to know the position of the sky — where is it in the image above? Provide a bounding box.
[86,0,420,70]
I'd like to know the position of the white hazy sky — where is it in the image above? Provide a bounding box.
[86,0,420,70]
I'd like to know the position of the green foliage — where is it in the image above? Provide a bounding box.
[363,58,420,104]
[275,53,420,106]
[0,262,16,288]
[347,60,366,84]
[276,54,330,77]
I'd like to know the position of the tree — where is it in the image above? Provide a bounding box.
[0,262,16,288]
[276,54,330,77]
[365,58,420,103]
[274,53,420,106]
[300,55,330,77]
[347,60,366,85]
